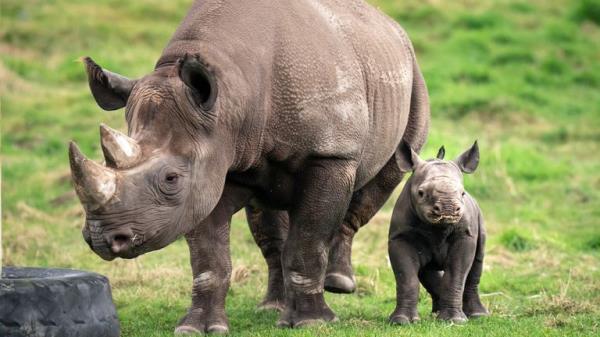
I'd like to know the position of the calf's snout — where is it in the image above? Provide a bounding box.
[432,201,462,216]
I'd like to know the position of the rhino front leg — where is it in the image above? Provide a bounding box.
[246,205,289,311]
[176,184,252,335]
[277,159,356,328]
[436,236,477,324]
[326,154,404,294]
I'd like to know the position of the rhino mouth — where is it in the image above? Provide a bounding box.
[428,213,462,225]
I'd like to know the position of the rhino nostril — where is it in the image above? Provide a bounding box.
[433,205,441,214]
[109,233,131,254]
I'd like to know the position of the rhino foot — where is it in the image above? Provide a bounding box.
[389,307,419,325]
[276,295,338,328]
[325,228,357,294]
[436,308,468,324]
[175,308,228,335]
[324,272,356,294]
[463,298,489,318]
[257,298,285,312]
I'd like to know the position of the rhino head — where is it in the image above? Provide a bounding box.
[397,141,480,225]
[70,55,232,260]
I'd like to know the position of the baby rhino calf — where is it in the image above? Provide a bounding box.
[388,141,488,324]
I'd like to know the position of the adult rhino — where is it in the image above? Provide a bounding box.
[69,0,430,333]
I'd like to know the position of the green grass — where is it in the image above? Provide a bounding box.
[2,0,600,336]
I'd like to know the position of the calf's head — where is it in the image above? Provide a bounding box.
[397,141,479,225]
[70,55,232,260]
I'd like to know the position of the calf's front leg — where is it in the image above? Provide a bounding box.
[462,223,488,318]
[277,159,356,328]
[175,184,252,335]
[437,235,477,324]
[388,237,422,324]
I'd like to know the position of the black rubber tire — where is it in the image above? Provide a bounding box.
[0,267,120,337]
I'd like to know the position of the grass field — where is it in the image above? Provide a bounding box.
[2,0,600,336]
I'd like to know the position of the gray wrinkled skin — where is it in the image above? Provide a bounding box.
[68,0,431,333]
[388,142,489,324]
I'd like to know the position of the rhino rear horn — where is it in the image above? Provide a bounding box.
[83,57,136,111]
[100,124,142,169]
[69,141,117,211]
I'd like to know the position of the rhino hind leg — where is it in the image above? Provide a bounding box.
[326,57,430,294]
[278,159,356,328]
[325,155,404,294]
[246,205,289,311]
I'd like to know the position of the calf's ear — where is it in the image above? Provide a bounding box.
[177,53,218,111]
[436,145,446,159]
[455,141,479,173]
[396,140,425,172]
[83,57,136,111]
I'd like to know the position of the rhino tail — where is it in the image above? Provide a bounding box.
[395,52,430,171]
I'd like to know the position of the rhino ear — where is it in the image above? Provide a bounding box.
[177,53,218,110]
[83,57,135,111]
[436,145,446,159]
[455,141,479,174]
[395,140,425,172]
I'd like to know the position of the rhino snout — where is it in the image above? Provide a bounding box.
[83,220,141,260]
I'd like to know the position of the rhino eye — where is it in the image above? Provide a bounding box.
[462,191,466,197]
[165,173,179,183]
[158,171,182,196]
[418,189,425,198]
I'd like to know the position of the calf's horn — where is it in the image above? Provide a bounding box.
[100,123,141,169]
[69,141,116,211]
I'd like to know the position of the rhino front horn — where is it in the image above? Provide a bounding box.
[100,123,141,169]
[69,141,117,211]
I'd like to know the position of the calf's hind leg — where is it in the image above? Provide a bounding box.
[462,224,488,318]
[419,268,443,314]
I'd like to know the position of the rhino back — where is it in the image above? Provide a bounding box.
[159,0,417,185]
